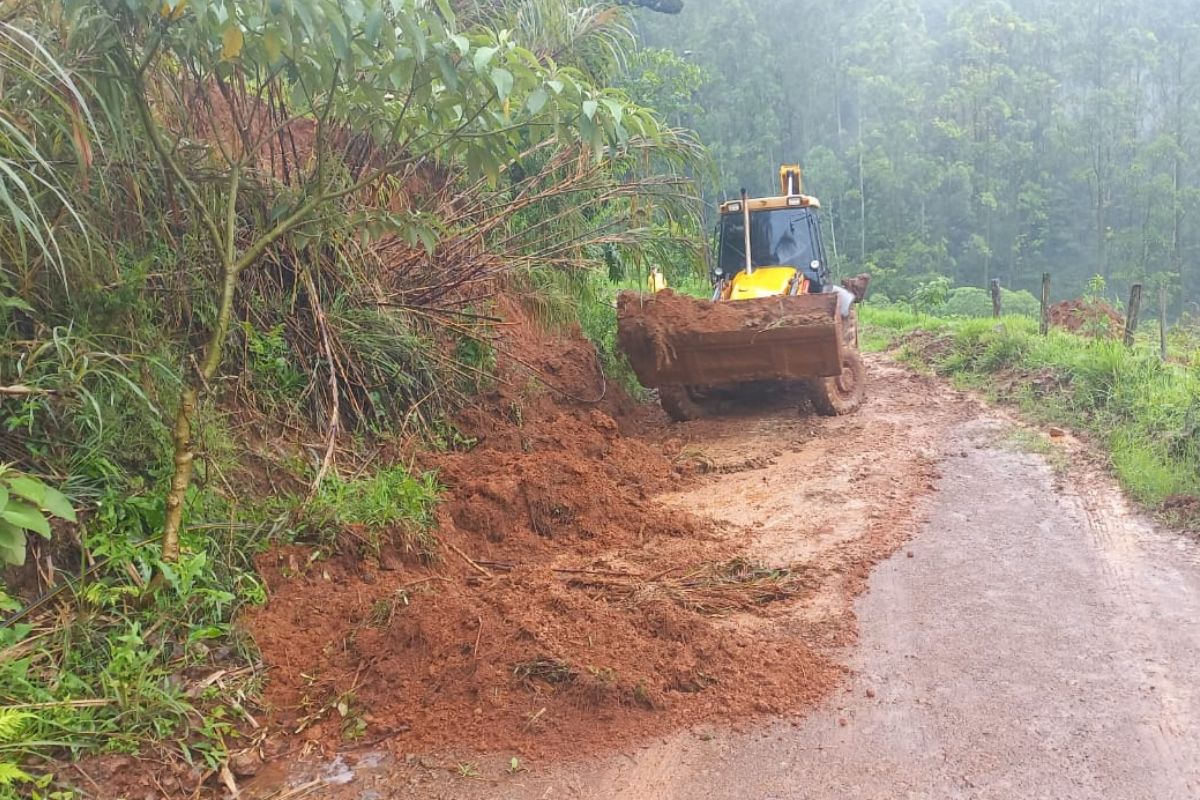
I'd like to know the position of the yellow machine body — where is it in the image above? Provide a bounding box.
[614,163,859,412]
[728,267,801,300]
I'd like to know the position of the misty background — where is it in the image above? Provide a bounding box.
[626,0,1200,307]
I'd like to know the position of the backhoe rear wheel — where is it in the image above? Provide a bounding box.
[659,385,703,422]
[809,350,866,416]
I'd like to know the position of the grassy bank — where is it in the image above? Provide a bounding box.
[861,306,1200,518]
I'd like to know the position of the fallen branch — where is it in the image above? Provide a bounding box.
[474,559,643,579]
[0,384,51,396]
[301,265,343,502]
[563,559,813,616]
[444,541,493,578]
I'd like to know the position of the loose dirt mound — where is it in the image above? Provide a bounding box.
[1049,298,1123,337]
[244,300,841,759]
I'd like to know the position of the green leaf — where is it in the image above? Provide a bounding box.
[0,522,21,548]
[40,487,76,523]
[0,486,7,517]
[473,46,498,73]
[0,522,25,567]
[601,98,624,125]
[416,225,439,255]
[0,760,32,783]
[5,476,44,506]
[525,87,548,115]
[2,501,50,538]
[491,68,513,101]
[329,17,351,61]
[433,0,456,23]
[582,99,598,121]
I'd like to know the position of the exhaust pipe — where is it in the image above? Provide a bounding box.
[741,188,753,276]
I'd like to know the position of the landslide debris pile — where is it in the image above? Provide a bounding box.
[244,302,838,756]
[1048,298,1124,337]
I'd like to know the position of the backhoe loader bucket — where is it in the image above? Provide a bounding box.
[616,289,845,389]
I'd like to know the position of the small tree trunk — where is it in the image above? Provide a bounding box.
[160,267,241,562]
[1040,272,1051,336]
[990,278,1002,319]
[1124,283,1143,348]
[1159,283,1169,362]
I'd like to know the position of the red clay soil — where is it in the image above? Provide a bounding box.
[616,289,841,387]
[1048,298,1124,336]
[242,299,841,761]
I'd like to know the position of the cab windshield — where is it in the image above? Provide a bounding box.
[717,207,820,274]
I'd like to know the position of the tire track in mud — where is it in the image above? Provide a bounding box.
[1066,473,1200,796]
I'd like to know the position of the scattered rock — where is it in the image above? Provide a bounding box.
[229,749,262,777]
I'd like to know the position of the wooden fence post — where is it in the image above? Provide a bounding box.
[1124,283,1143,348]
[1040,272,1051,335]
[1159,284,1169,362]
[990,278,1001,319]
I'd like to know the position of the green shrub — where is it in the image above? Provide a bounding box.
[942,286,1041,318]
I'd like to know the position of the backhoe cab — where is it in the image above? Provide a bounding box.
[712,165,831,301]
[616,163,870,422]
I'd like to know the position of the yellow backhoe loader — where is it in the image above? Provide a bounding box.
[617,165,870,421]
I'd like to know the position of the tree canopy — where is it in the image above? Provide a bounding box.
[634,0,1200,308]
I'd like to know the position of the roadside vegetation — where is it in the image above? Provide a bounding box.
[862,302,1200,522]
[5,0,1200,795]
[0,0,705,793]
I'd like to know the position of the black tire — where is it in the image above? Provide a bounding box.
[659,385,703,422]
[809,350,867,416]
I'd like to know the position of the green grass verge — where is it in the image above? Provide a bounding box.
[861,305,1200,510]
[0,464,440,790]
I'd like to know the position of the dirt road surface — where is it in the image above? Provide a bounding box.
[246,356,1200,799]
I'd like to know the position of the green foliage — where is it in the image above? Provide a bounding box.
[0,710,34,790]
[0,468,75,567]
[943,287,1041,319]
[0,329,172,488]
[865,307,1200,508]
[305,467,441,554]
[908,275,952,317]
[622,48,708,129]
[241,323,305,405]
[0,484,272,775]
[1085,274,1109,304]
